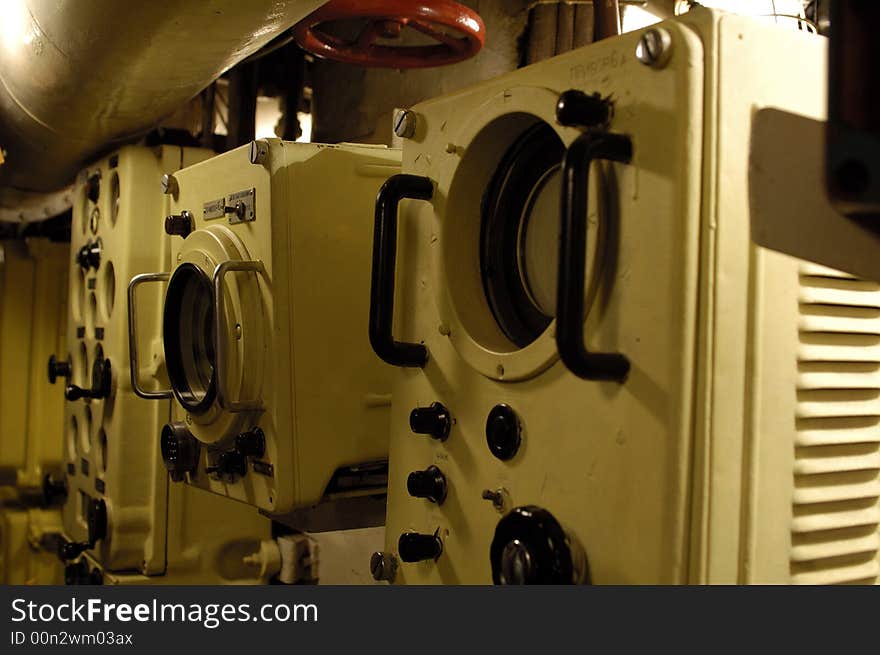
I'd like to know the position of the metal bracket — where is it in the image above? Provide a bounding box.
[127,272,173,400]
[212,259,267,412]
[226,188,256,224]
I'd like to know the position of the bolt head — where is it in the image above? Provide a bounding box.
[636,28,672,68]
[370,551,397,582]
[161,174,178,195]
[393,109,417,139]
[249,140,269,165]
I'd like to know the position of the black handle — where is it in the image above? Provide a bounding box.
[369,174,433,368]
[556,131,631,382]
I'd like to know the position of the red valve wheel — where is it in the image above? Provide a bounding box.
[293,0,486,69]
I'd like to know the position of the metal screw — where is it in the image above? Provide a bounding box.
[89,207,100,234]
[370,551,398,582]
[482,488,510,514]
[249,139,269,165]
[636,27,672,68]
[161,173,179,196]
[393,109,417,139]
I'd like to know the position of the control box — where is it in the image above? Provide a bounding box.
[375,9,879,584]
[145,141,400,518]
[57,145,272,582]
[0,239,69,495]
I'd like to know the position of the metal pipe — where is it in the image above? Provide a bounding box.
[0,0,325,197]
[593,0,621,40]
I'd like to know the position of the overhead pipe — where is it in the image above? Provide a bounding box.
[0,0,326,214]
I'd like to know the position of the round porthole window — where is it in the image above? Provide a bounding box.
[163,263,217,415]
[438,88,609,381]
[481,122,565,349]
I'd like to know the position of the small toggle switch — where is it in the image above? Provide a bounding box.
[224,203,246,220]
[65,354,111,401]
[409,402,451,441]
[58,498,107,561]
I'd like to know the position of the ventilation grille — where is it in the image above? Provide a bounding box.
[791,264,880,584]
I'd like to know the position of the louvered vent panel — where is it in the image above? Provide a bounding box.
[791,265,880,585]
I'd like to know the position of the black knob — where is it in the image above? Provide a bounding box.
[42,473,68,506]
[406,465,447,504]
[48,355,72,384]
[486,404,522,461]
[59,539,89,561]
[64,561,103,585]
[87,498,108,545]
[165,211,194,238]
[66,353,112,402]
[556,89,613,129]
[64,560,89,585]
[490,506,588,585]
[206,451,247,481]
[235,427,266,458]
[224,204,246,220]
[161,422,201,482]
[398,532,443,563]
[85,171,101,204]
[57,498,107,562]
[409,402,451,441]
[76,239,101,271]
[77,240,101,270]
[88,567,104,585]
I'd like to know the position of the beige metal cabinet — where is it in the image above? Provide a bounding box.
[147,141,400,519]
[377,9,879,584]
[61,146,271,584]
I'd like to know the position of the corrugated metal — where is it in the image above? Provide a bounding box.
[791,264,880,584]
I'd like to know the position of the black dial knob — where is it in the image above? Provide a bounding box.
[85,171,101,204]
[161,422,201,482]
[556,89,613,129]
[47,355,72,384]
[65,354,111,401]
[235,427,266,458]
[490,506,588,585]
[206,451,248,481]
[409,402,451,441]
[76,239,101,271]
[486,404,522,461]
[165,211,194,238]
[407,465,447,504]
[42,473,68,506]
[398,532,443,563]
